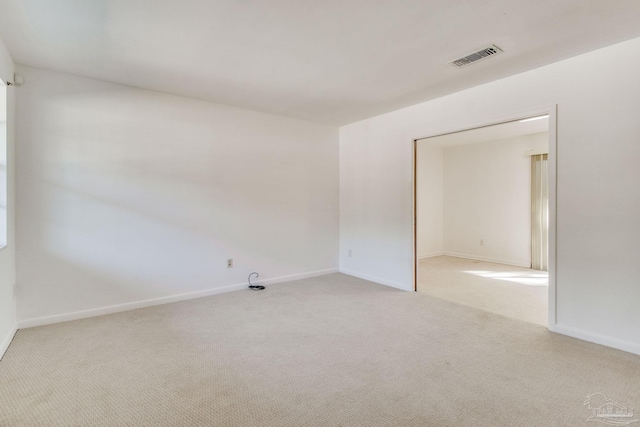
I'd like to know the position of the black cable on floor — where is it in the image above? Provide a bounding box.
[248,272,265,291]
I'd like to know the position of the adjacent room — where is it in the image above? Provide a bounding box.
[1,1,640,425]
[415,117,550,326]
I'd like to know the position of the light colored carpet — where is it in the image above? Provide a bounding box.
[1,273,639,426]
[418,256,548,326]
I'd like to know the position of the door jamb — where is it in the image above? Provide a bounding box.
[412,106,558,330]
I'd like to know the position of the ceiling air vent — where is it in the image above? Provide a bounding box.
[448,45,503,68]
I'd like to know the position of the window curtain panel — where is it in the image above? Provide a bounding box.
[531,153,548,271]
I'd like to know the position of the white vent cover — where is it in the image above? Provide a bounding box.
[449,45,503,68]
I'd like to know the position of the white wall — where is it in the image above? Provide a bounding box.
[416,143,443,258]
[443,133,548,267]
[0,36,16,358]
[0,81,7,247]
[16,66,339,326]
[340,37,640,355]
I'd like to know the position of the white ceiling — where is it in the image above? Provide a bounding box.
[1,0,640,125]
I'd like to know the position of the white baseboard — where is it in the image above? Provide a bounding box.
[340,268,411,291]
[257,268,338,286]
[443,251,531,268]
[418,252,444,259]
[553,324,640,356]
[17,268,338,329]
[0,323,17,360]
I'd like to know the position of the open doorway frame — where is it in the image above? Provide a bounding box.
[412,106,558,330]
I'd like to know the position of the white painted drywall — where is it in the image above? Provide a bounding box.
[416,143,443,258]
[16,66,339,325]
[443,133,548,267]
[0,36,16,358]
[0,81,6,247]
[340,36,640,354]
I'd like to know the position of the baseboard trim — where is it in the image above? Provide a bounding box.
[443,252,531,268]
[0,323,17,360]
[17,268,338,329]
[554,324,640,356]
[418,252,444,259]
[340,269,411,291]
[257,269,338,286]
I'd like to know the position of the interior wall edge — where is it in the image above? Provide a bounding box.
[442,252,531,269]
[340,269,411,291]
[0,34,16,361]
[0,323,17,360]
[553,324,640,357]
[18,268,338,329]
[418,252,445,259]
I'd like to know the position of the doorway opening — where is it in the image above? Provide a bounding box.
[413,111,555,328]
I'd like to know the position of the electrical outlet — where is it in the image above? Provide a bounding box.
[227,258,233,268]
[348,249,352,257]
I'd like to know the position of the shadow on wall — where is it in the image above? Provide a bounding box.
[17,82,338,319]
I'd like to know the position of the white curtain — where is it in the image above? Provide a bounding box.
[531,154,548,271]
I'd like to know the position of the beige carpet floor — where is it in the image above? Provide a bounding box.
[418,256,548,326]
[1,273,639,426]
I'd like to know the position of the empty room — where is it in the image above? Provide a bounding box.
[2,1,640,426]
[415,117,551,326]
